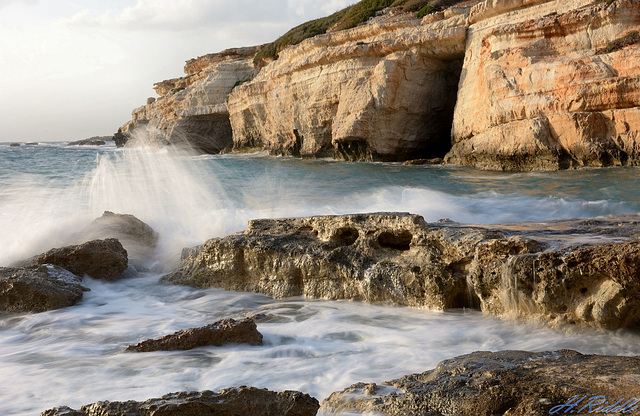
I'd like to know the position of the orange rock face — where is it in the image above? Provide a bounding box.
[448,0,640,170]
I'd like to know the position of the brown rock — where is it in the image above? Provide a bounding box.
[163,213,640,329]
[322,349,640,416]
[78,211,158,267]
[124,318,263,352]
[41,387,320,416]
[17,239,128,281]
[0,265,87,313]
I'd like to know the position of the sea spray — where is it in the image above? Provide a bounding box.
[2,141,640,416]
[78,132,232,270]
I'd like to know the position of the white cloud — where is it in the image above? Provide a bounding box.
[0,0,38,9]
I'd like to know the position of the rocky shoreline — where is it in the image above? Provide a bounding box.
[1,211,639,415]
[116,0,640,170]
[164,212,640,330]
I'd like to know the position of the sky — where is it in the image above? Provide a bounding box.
[0,0,352,142]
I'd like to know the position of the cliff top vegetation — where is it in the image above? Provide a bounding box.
[253,0,456,67]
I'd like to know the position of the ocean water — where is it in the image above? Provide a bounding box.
[1,139,640,415]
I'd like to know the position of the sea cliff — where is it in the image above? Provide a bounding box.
[118,0,640,170]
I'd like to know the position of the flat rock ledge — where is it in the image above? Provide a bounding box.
[125,317,263,352]
[0,265,88,313]
[17,238,128,281]
[163,212,640,330]
[322,349,640,416]
[41,387,320,416]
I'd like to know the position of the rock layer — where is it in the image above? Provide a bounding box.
[163,213,640,329]
[41,387,320,416]
[447,0,640,170]
[227,10,467,160]
[322,349,640,416]
[0,265,87,313]
[117,0,640,168]
[17,239,128,281]
[125,318,263,352]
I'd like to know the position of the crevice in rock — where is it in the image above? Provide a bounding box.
[334,139,375,161]
[377,230,412,251]
[332,227,360,247]
[169,113,233,154]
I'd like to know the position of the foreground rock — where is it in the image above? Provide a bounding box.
[323,350,640,416]
[0,265,87,313]
[125,318,262,352]
[17,239,128,281]
[77,211,158,267]
[41,387,320,416]
[164,213,640,329]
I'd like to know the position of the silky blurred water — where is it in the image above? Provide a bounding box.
[1,140,639,415]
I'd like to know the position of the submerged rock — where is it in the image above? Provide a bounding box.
[17,239,128,281]
[164,213,640,329]
[78,211,158,267]
[322,349,640,416]
[67,138,108,146]
[0,265,87,313]
[41,387,320,416]
[125,318,263,352]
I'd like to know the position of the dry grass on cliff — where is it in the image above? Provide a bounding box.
[252,0,439,67]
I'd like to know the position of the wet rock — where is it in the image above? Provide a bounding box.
[112,127,130,148]
[0,265,87,313]
[78,211,158,267]
[67,137,109,146]
[17,239,128,281]
[163,213,640,329]
[125,318,262,352]
[402,158,444,166]
[41,387,320,416]
[322,349,640,416]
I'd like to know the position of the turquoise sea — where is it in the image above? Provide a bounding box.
[1,140,640,415]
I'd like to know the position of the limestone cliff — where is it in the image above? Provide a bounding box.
[448,0,640,170]
[227,10,468,160]
[120,46,259,153]
[118,0,640,169]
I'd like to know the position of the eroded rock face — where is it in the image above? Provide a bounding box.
[41,387,320,416]
[17,239,128,281]
[121,47,258,154]
[0,265,87,313]
[125,318,263,352]
[163,213,640,329]
[228,11,468,161]
[322,349,640,416]
[448,0,640,170]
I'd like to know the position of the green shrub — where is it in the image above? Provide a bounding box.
[253,7,350,66]
[597,30,640,54]
[416,4,438,17]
